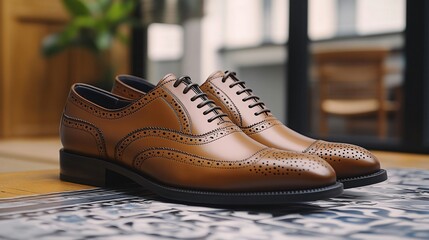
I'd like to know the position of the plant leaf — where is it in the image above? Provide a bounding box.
[116,31,128,45]
[87,0,112,15]
[42,0,136,57]
[106,0,136,23]
[42,33,73,57]
[62,0,91,16]
[42,33,62,56]
[73,16,97,28]
[95,30,112,51]
[41,21,82,57]
[98,0,113,12]
[59,22,80,42]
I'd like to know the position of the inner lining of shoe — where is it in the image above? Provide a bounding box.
[75,85,131,109]
[117,75,155,93]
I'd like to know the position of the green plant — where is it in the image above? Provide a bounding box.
[42,0,138,88]
[42,0,137,56]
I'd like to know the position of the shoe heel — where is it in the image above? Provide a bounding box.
[59,149,133,187]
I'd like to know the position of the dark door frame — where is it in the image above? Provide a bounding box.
[286,0,310,136]
[130,1,147,78]
[402,0,429,152]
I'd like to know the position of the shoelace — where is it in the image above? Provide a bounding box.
[174,76,227,123]
[222,71,271,116]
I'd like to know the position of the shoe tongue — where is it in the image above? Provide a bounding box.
[157,73,178,86]
[205,70,225,83]
[156,73,227,123]
[157,73,204,96]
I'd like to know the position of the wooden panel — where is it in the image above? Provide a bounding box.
[12,0,68,22]
[0,0,129,138]
[0,0,14,137]
[10,21,53,135]
[0,1,5,137]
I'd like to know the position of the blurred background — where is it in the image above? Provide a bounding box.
[0,0,428,172]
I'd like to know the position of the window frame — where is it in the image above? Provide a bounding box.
[286,0,429,153]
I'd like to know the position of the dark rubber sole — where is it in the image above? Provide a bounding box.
[338,169,388,189]
[59,149,343,205]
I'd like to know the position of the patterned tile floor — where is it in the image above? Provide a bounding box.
[0,168,428,240]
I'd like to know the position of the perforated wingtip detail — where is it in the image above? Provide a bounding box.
[304,140,376,163]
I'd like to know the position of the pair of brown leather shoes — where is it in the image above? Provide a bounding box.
[60,71,386,205]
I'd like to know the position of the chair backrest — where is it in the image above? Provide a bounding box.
[314,49,389,101]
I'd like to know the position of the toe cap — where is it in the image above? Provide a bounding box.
[304,140,380,179]
[248,150,337,191]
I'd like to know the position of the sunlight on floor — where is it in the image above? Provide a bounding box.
[0,138,61,173]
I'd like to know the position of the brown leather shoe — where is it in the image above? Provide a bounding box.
[60,74,342,205]
[112,72,386,189]
[200,71,387,189]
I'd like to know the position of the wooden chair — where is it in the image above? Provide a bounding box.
[313,49,399,138]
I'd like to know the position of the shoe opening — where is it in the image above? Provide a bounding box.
[74,84,131,110]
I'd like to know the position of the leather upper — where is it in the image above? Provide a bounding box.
[61,74,336,192]
[198,71,381,179]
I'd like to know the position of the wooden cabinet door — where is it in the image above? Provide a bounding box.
[0,0,129,138]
